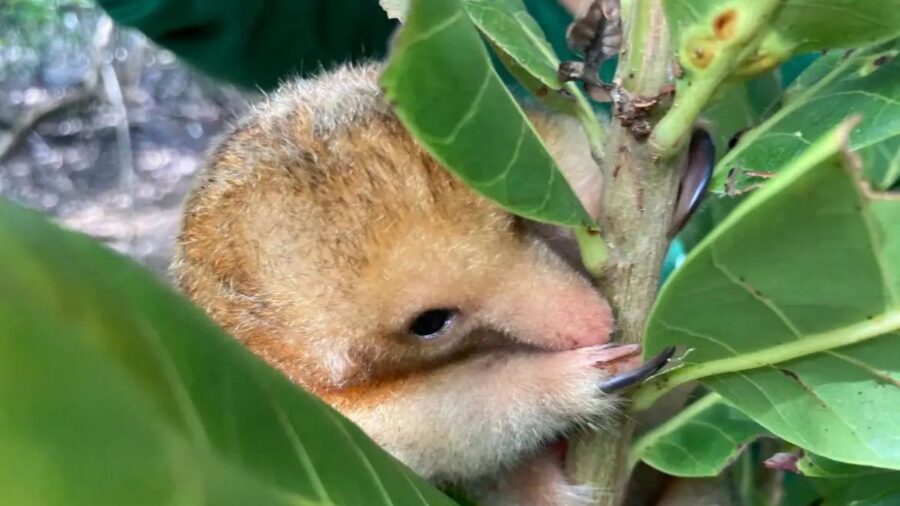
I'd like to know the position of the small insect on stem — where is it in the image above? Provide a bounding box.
[725,168,776,196]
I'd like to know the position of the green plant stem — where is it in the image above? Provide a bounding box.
[632,309,900,410]
[575,226,611,278]
[648,0,782,157]
[571,85,607,159]
[569,76,612,271]
[565,2,682,505]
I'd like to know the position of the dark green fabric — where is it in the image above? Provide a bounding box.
[95,0,578,91]
[97,0,398,90]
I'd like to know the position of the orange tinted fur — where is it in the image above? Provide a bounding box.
[174,64,619,505]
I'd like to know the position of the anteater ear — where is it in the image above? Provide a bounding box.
[525,109,602,221]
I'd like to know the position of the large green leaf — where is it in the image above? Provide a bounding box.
[641,122,900,470]
[381,0,594,227]
[630,393,769,477]
[714,42,900,192]
[0,200,458,506]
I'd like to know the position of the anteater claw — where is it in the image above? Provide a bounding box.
[598,346,676,393]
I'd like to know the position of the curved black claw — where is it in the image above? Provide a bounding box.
[598,346,676,393]
[669,129,715,238]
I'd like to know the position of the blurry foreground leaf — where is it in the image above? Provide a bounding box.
[0,200,458,506]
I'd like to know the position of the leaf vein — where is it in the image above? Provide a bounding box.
[654,440,706,471]
[319,408,395,506]
[729,371,816,449]
[826,349,900,387]
[657,320,740,355]
[710,247,805,338]
[401,11,466,50]
[479,121,525,186]
[688,420,742,446]
[765,365,879,458]
[267,398,332,502]
[429,71,491,145]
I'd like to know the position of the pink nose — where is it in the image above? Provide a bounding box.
[506,280,615,351]
[555,290,614,349]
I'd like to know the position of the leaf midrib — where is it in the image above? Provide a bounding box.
[652,308,900,399]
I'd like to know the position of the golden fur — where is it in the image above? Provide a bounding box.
[174,64,620,505]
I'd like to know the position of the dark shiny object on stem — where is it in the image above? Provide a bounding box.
[669,129,715,237]
[598,346,676,393]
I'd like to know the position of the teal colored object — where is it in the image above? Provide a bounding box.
[780,52,820,86]
[661,238,687,284]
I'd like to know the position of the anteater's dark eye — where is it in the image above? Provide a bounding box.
[409,308,456,339]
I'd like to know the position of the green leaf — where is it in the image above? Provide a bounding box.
[791,455,900,506]
[461,0,603,141]
[714,42,900,191]
[754,1,900,57]
[381,0,594,227]
[678,61,794,252]
[795,453,890,478]
[640,121,900,470]
[676,194,742,252]
[462,0,561,89]
[0,200,458,506]
[630,393,769,477]
[819,477,900,506]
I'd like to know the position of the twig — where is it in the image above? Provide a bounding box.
[565,2,682,505]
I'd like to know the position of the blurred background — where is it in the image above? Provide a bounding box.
[0,0,256,274]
